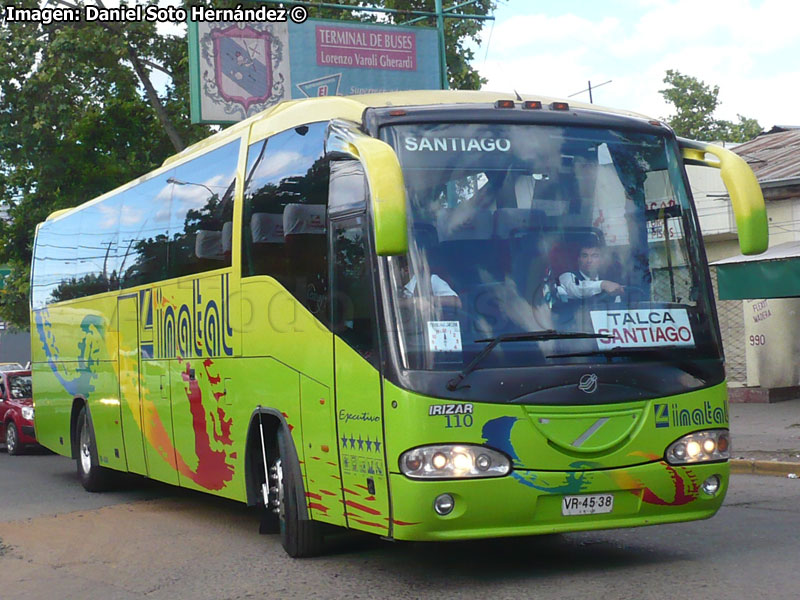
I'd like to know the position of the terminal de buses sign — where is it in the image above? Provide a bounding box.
[188,18,442,124]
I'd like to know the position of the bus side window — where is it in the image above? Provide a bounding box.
[165,140,239,279]
[74,202,119,296]
[32,211,81,307]
[32,225,66,309]
[242,122,330,322]
[118,177,169,289]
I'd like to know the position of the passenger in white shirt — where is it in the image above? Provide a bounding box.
[403,274,457,298]
[400,262,461,309]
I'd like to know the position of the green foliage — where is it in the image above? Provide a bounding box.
[660,69,720,140]
[0,267,32,330]
[716,114,765,144]
[0,0,211,328]
[384,0,495,89]
[660,69,763,143]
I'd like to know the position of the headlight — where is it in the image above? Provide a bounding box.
[665,429,729,465]
[400,444,511,479]
[22,406,34,421]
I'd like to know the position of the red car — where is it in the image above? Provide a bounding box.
[0,369,36,455]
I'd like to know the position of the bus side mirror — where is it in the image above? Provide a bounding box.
[327,121,408,256]
[679,138,768,255]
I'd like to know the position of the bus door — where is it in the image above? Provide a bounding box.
[330,210,391,534]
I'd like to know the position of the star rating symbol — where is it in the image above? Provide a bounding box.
[339,434,383,454]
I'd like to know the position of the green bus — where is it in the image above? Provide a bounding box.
[30,91,767,557]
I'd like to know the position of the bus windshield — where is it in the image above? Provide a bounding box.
[380,122,721,376]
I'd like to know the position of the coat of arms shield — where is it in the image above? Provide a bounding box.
[211,25,273,113]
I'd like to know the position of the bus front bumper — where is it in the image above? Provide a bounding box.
[388,460,728,541]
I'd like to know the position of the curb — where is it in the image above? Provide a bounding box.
[730,459,800,478]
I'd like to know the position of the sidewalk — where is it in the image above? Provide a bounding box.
[729,398,800,477]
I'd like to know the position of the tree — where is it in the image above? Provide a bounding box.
[0,0,214,327]
[659,69,720,140]
[659,69,763,143]
[717,115,764,144]
[0,0,495,329]
[383,0,495,89]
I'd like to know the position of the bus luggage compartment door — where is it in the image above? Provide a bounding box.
[299,375,346,527]
[117,295,148,475]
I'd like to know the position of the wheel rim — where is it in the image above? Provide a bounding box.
[6,425,16,453]
[274,458,286,521]
[80,418,92,474]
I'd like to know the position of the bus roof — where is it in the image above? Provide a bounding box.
[45,90,652,222]
[161,90,652,167]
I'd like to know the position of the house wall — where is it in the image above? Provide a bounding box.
[743,296,800,388]
[690,164,800,389]
[692,165,748,384]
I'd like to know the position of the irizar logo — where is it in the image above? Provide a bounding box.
[429,403,473,416]
[578,373,598,394]
[654,401,729,428]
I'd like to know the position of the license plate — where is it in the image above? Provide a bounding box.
[561,493,614,516]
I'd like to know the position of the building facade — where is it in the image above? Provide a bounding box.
[691,128,800,398]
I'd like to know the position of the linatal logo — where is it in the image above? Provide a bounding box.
[653,401,728,428]
[578,373,598,394]
[654,403,670,428]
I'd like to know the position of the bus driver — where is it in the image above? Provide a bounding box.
[558,239,625,302]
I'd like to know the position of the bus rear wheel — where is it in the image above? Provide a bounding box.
[273,427,323,558]
[76,406,114,492]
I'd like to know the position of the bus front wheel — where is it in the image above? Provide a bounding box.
[76,406,113,492]
[273,427,323,557]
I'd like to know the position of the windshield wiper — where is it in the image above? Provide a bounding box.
[447,330,608,391]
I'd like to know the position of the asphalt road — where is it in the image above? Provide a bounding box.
[1,447,799,600]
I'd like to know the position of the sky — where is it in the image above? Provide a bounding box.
[31,0,798,130]
[471,0,800,129]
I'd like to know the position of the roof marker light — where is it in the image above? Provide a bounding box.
[523,101,542,110]
[389,109,407,116]
[495,100,515,109]
[550,101,570,111]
